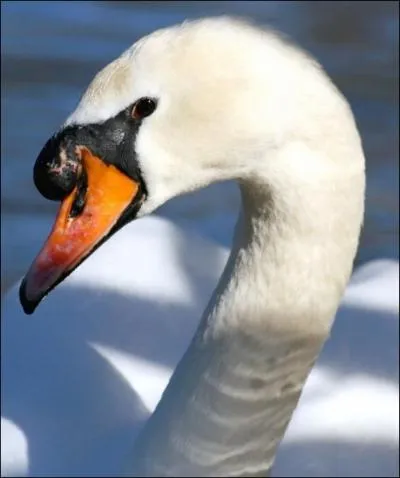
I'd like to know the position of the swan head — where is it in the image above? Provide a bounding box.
[19,17,365,314]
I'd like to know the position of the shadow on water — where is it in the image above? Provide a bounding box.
[2,287,192,476]
[275,440,399,477]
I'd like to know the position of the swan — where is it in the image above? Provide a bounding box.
[2,16,399,477]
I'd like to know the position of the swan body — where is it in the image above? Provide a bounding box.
[2,16,398,477]
[2,217,399,476]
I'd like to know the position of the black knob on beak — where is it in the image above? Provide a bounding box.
[33,135,80,201]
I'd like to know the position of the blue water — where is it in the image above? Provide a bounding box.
[1,1,399,292]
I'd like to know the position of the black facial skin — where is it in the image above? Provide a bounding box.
[33,101,153,201]
[19,99,157,315]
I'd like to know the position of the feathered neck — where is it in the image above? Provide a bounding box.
[126,149,364,476]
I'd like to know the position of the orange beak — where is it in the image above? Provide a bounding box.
[20,147,142,314]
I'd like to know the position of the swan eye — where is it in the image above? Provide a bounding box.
[131,97,157,120]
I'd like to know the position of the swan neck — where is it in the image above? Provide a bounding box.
[128,176,357,477]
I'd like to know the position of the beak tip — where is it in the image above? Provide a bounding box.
[19,278,40,315]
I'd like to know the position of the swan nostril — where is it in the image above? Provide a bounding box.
[69,167,88,218]
[33,139,80,201]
